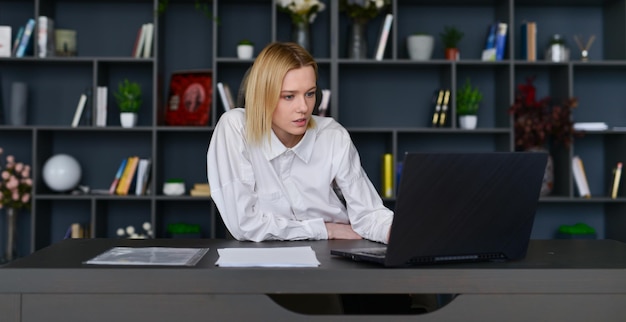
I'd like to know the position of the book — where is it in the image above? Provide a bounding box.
[108,158,128,194]
[481,23,497,61]
[317,89,331,117]
[374,13,393,61]
[165,69,213,126]
[135,158,152,196]
[37,16,55,57]
[15,18,36,57]
[520,21,537,61]
[71,93,88,127]
[0,26,11,57]
[11,26,24,56]
[431,89,444,127]
[216,82,233,112]
[142,23,154,58]
[382,153,394,198]
[96,86,108,127]
[190,183,211,197]
[494,22,508,61]
[439,89,451,127]
[611,162,622,199]
[133,23,147,58]
[573,122,608,131]
[116,156,140,195]
[572,156,591,198]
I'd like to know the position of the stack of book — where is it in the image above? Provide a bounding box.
[109,156,152,196]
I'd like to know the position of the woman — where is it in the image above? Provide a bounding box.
[207,42,392,243]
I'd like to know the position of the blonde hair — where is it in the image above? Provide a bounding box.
[245,42,318,145]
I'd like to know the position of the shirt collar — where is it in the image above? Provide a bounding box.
[264,125,317,163]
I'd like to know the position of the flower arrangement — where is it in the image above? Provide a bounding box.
[340,0,390,21]
[0,148,32,210]
[508,77,578,151]
[277,0,326,24]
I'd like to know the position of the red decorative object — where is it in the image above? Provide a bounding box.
[508,76,578,151]
[165,70,212,126]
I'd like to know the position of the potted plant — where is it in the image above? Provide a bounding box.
[440,26,464,60]
[508,76,578,196]
[406,33,434,61]
[237,39,254,59]
[113,79,142,128]
[456,78,482,129]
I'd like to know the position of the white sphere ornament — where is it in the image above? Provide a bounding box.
[42,154,82,192]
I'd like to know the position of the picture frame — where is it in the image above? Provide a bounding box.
[165,69,212,126]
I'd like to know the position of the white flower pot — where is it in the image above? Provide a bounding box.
[120,112,138,128]
[459,115,477,129]
[237,45,254,59]
[407,35,434,61]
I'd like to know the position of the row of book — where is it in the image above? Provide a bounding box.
[133,22,154,58]
[70,86,109,127]
[481,22,508,61]
[429,88,451,127]
[109,156,152,196]
[0,16,57,58]
[572,156,623,199]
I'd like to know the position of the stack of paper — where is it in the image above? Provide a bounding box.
[215,246,320,267]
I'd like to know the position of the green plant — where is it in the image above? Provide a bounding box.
[114,79,142,113]
[238,39,254,46]
[456,78,483,116]
[440,26,464,49]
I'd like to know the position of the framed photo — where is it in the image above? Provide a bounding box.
[165,69,212,126]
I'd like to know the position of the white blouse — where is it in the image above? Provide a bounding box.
[207,108,393,243]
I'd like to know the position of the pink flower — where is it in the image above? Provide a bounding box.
[15,162,23,172]
[21,194,30,203]
[1,171,8,180]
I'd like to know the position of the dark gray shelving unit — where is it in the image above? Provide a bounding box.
[1,0,626,256]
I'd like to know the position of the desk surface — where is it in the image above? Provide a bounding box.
[2,238,626,294]
[2,239,626,322]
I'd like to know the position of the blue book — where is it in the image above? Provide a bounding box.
[15,18,35,58]
[495,22,508,61]
[484,23,497,50]
[108,158,128,194]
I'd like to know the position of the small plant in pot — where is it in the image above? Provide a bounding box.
[440,26,464,60]
[114,79,142,128]
[456,78,482,129]
[237,39,254,59]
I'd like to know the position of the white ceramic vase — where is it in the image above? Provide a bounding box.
[459,115,478,129]
[407,35,434,61]
[120,112,138,128]
[237,45,254,59]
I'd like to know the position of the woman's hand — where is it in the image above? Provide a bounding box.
[325,223,363,240]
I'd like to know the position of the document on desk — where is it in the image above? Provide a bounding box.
[84,247,209,266]
[215,246,320,267]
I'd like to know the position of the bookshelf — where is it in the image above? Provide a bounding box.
[1,0,626,256]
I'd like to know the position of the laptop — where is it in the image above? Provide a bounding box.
[331,152,548,267]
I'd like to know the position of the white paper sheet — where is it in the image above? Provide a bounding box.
[215,246,320,267]
[84,247,209,266]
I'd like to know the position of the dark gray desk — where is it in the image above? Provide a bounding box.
[2,238,626,321]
